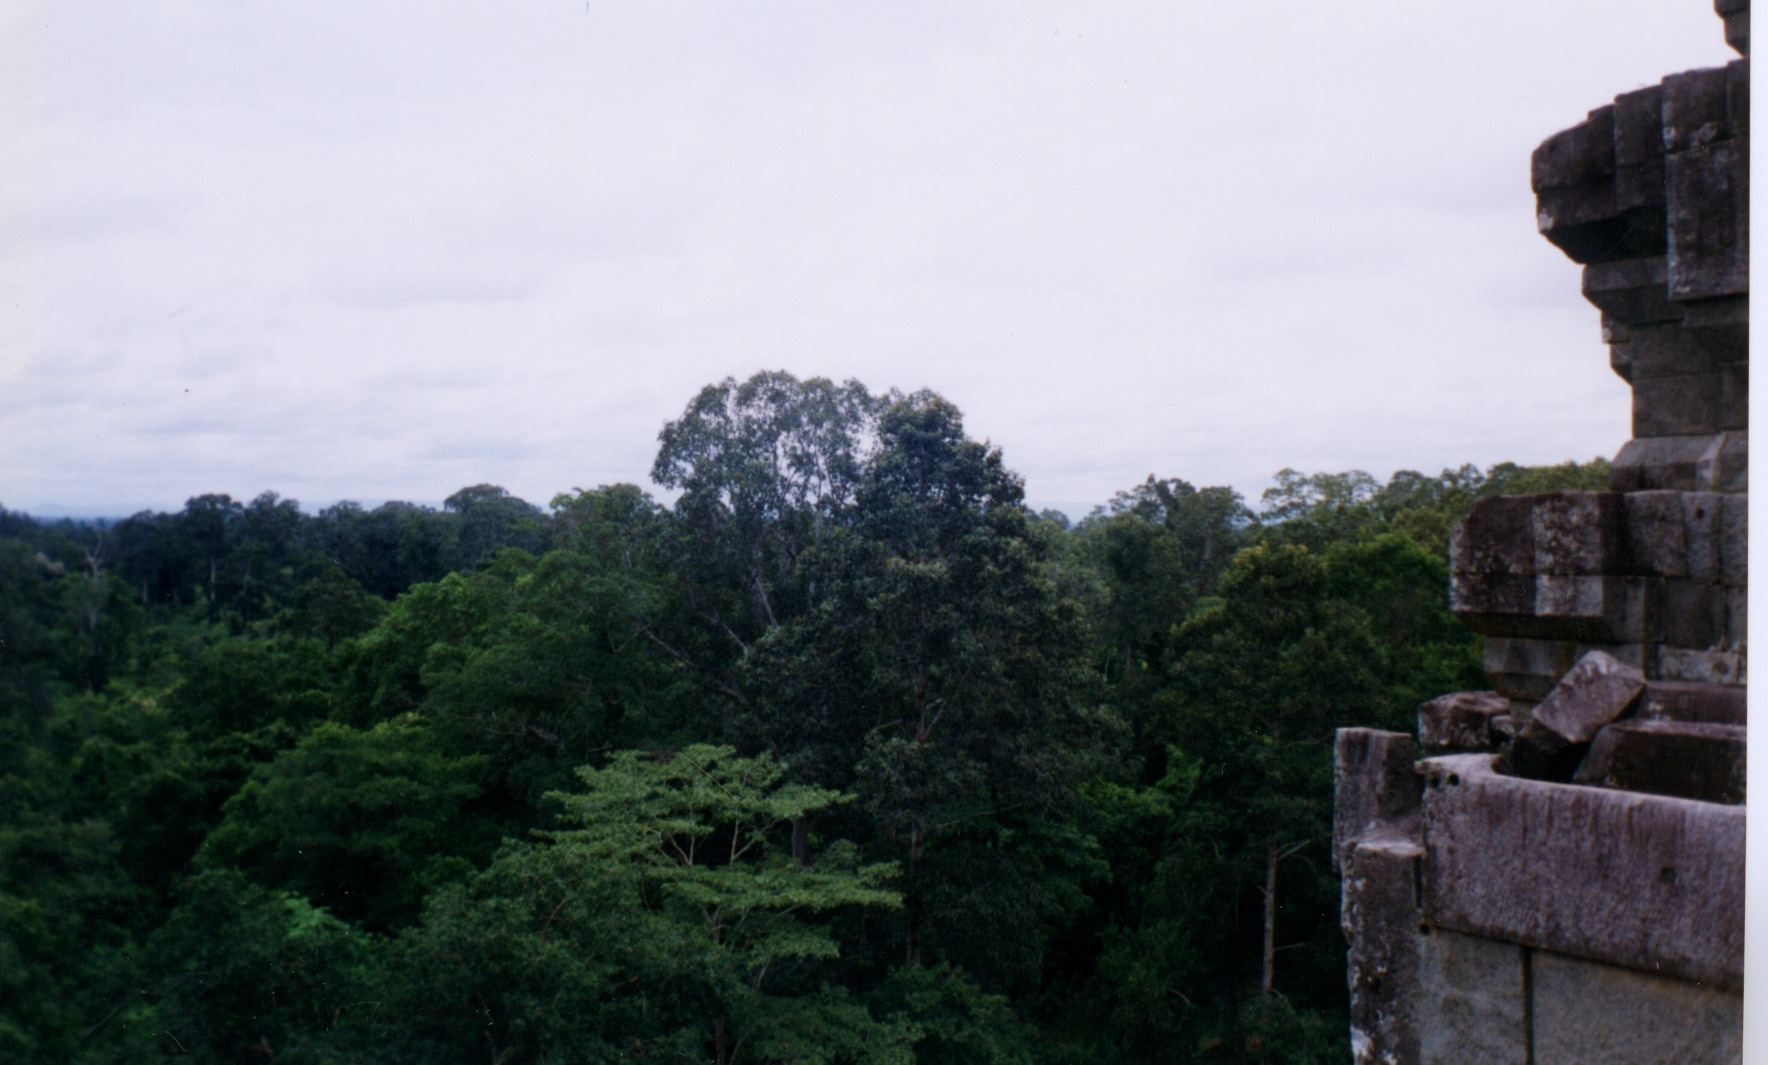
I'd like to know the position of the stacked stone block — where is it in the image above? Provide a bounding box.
[1336,4,1747,1062]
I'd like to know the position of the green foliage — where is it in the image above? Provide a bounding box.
[0,390,1618,1062]
[382,745,909,1063]
[199,716,492,928]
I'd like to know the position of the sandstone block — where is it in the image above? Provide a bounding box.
[1483,637,1574,700]
[1662,66,1734,152]
[1661,578,1726,648]
[1719,361,1747,429]
[1609,435,1717,492]
[1621,490,1689,576]
[1574,719,1746,804]
[1727,55,1748,127]
[1531,105,1615,191]
[1531,950,1743,1065]
[1614,84,1666,167]
[1694,430,1747,492]
[1622,321,1718,377]
[1633,372,1723,437]
[1450,495,1534,574]
[1684,293,1749,361]
[1415,928,1527,1065]
[1531,492,1622,574]
[1724,586,1746,645]
[1682,491,1724,579]
[1638,679,1748,724]
[1342,834,1424,1065]
[1658,646,1745,684]
[1718,491,1746,586]
[1333,729,1421,874]
[1581,258,1678,326]
[1510,650,1644,778]
[1418,691,1512,754]
[1418,754,1745,989]
[1449,571,1534,620]
[1666,140,1748,300]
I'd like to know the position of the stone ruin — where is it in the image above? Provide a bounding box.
[1334,3,1748,1062]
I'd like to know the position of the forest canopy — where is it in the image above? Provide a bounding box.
[0,372,1607,1063]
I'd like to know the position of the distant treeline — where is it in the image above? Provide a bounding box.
[0,371,1606,1064]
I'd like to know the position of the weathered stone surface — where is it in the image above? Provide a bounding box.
[1724,585,1746,644]
[1719,360,1748,428]
[1574,719,1746,803]
[1658,646,1746,684]
[1582,258,1678,326]
[1415,928,1527,1065]
[1450,495,1534,575]
[1683,293,1749,361]
[1533,574,1661,642]
[1530,650,1645,743]
[1682,491,1725,578]
[1694,429,1747,492]
[1608,435,1717,492]
[1624,322,1718,378]
[1342,834,1423,1065]
[1666,139,1749,300]
[1662,66,1734,153]
[1417,691,1511,754]
[1509,651,1645,779]
[1333,729,1421,874]
[1637,679,1748,724]
[1718,491,1747,585]
[1531,492,1622,574]
[1633,372,1723,437]
[1483,637,1575,700]
[1418,754,1745,989]
[1531,106,1614,192]
[1661,577,1726,648]
[1531,950,1743,1065]
[1449,570,1534,621]
[1620,490,1689,576]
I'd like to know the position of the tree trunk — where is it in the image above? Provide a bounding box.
[1262,828,1277,995]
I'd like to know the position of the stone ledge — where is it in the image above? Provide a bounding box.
[1417,754,1744,989]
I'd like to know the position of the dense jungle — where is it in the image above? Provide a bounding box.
[0,371,1608,1064]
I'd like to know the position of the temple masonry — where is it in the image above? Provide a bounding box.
[1334,3,1749,1062]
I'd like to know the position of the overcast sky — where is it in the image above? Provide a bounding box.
[0,1,1740,517]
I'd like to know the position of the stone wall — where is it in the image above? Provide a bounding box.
[1334,4,1748,1062]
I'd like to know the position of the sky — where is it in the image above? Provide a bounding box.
[0,1,1742,518]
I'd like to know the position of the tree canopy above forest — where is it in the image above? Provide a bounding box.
[0,371,1606,1064]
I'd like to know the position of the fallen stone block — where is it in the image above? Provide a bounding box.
[1637,679,1748,724]
[1419,754,1745,989]
[1418,691,1512,754]
[1333,728,1420,874]
[1573,719,1746,804]
[1509,650,1645,779]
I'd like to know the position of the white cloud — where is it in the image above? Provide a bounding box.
[0,0,1737,515]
